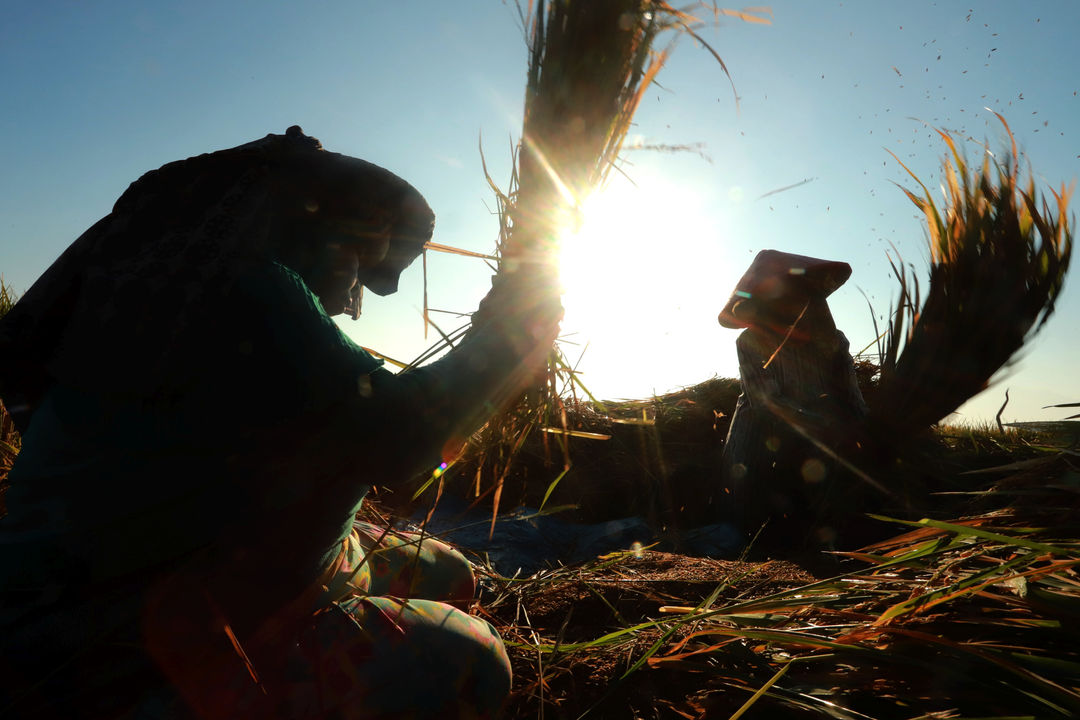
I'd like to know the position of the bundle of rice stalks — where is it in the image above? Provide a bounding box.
[437,0,748,523]
[868,114,1073,445]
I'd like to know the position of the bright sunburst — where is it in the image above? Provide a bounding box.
[557,172,743,400]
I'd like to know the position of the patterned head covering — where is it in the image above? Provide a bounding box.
[0,126,434,429]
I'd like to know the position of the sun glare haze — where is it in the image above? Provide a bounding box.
[558,172,743,399]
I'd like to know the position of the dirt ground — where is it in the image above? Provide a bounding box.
[480,550,826,719]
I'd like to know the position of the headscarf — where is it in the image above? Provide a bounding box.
[0,126,434,431]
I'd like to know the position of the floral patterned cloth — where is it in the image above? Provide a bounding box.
[285,522,511,719]
[200,522,511,719]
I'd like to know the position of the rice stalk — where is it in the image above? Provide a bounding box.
[0,277,18,320]
[868,114,1073,444]
[1044,401,1080,421]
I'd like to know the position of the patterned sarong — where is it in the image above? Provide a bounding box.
[283,521,512,719]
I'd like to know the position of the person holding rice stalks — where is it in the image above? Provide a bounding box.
[0,126,561,719]
[717,118,1073,552]
[718,250,870,549]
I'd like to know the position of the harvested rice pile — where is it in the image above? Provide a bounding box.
[479,448,1080,719]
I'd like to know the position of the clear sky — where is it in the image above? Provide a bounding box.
[2,2,1078,424]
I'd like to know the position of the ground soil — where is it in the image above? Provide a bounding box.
[479,550,829,719]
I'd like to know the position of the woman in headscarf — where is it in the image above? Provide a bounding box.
[0,127,561,719]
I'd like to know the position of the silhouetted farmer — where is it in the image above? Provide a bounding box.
[718,250,868,548]
[0,127,561,719]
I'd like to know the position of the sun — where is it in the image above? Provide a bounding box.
[556,172,743,400]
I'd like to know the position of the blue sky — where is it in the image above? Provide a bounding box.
[3,2,1078,424]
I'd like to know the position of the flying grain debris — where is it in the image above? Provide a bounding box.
[756,176,818,200]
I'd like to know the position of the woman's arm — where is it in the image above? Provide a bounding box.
[369,261,561,474]
[234,258,560,487]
